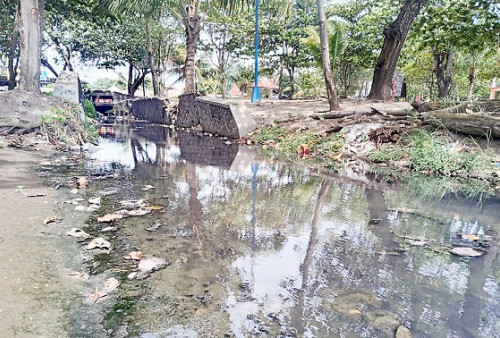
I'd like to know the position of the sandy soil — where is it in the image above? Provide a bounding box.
[0,144,86,337]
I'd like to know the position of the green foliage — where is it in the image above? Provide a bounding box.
[91,78,116,91]
[253,126,344,169]
[42,108,67,124]
[84,99,98,119]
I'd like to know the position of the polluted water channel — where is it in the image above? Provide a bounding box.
[53,122,500,337]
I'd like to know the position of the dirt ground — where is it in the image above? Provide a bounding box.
[0,141,87,337]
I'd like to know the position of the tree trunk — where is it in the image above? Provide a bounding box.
[316,0,340,111]
[434,49,455,98]
[146,15,160,97]
[220,67,227,98]
[287,67,295,99]
[127,63,147,97]
[127,62,134,96]
[7,25,19,90]
[467,57,476,101]
[183,13,201,94]
[368,0,426,100]
[278,55,285,98]
[18,0,43,94]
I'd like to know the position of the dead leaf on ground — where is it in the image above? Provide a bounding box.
[451,247,484,257]
[103,277,120,293]
[67,228,91,239]
[86,237,112,251]
[124,251,144,261]
[97,212,124,223]
[145,205,163,211]
[43,216,61,225]
[142,185,156,191]
[76,176,88,188]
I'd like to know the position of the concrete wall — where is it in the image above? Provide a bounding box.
[176,94,257,138]
[131,98,172,125]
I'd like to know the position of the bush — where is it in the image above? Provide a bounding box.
[84,99,97,119]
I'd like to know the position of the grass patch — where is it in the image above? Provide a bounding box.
[252,126,344,169]
[370,129,491,177]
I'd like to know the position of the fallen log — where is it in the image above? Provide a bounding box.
[470,100,500,113]
[421,103,500,138]
[312,107,412,120]
[411,101,441,112]
[370,107,414,116]
[311,110,375,120]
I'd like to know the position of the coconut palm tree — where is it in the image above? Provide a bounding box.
[109,0,244,94]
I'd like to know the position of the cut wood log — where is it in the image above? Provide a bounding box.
[411,101,441,112]
[370,107,413,116]
[421,103,500,138]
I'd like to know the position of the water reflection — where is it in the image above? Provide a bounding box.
[84,123,500,337]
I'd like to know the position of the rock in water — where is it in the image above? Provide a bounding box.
[396,325,412,338]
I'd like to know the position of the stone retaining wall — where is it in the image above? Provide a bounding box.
[176,93,257,138]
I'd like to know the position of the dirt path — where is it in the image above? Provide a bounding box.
[0,147,85,337]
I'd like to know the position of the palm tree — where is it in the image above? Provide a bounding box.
[109,0,242,94]
[315,0,340,111]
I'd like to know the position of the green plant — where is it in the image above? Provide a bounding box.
[403,129,489,176]
[41,108,67,124]
[84,99,98,119]
[369,147,405,163]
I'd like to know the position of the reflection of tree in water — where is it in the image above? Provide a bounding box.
[97,127,500,336]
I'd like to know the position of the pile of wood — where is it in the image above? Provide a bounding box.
[312,100,500,139]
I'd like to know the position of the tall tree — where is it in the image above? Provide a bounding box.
[110,0,246,94]
[368,0,426,100]
[18,0,43,93]
[412,0,500,98]
[316,0,340,110]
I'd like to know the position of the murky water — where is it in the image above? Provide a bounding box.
[80,123,500,337]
